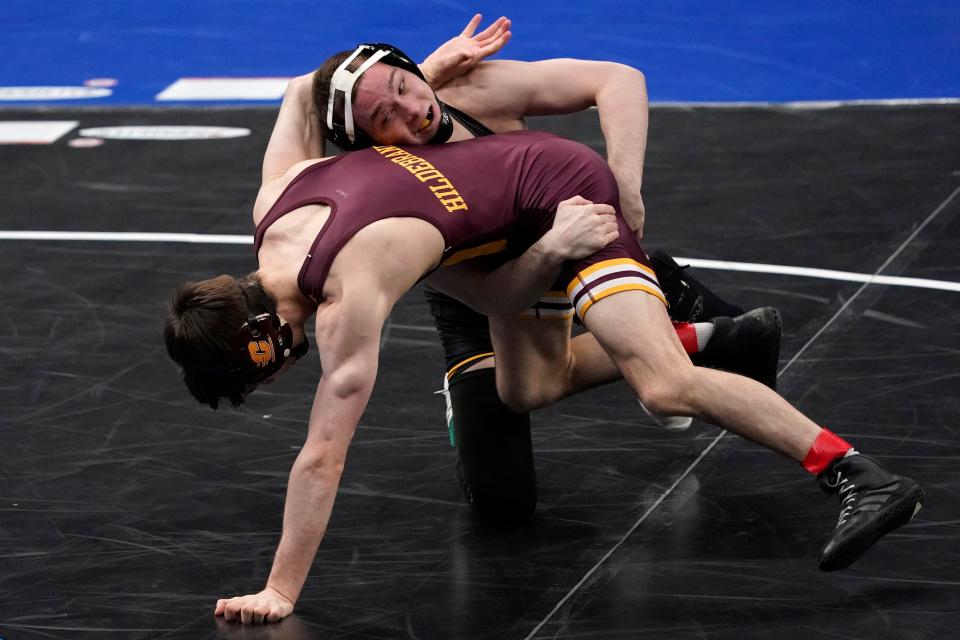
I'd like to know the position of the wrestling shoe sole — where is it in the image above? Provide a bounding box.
[819,481,924,572]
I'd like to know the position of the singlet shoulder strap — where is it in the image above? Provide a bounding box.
[253,156,345,254]
[442,102,495,138]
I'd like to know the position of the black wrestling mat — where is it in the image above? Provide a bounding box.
[2,105,958,639]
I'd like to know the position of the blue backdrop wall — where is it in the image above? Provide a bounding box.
[3,0,958,105]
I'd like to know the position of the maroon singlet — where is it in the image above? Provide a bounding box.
[254,130,649,303]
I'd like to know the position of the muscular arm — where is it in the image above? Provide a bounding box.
[426,197,618,316]
[448,59,650,235]
[265,293,387,604]
[426,237,564,315]
[262,74,326,184]
[216,291,389,623]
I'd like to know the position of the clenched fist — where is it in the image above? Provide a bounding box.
[215,586,294,624]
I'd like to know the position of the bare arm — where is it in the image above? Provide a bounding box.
[426,197,618,315]
[427,239,563,315]
[261,74,326,185]
[452,59,650,236]
[215,292,390,624]
[264,295,384,605]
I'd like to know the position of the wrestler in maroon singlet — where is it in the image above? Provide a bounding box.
[254,130,664,315]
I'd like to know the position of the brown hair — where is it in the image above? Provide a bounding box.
[312,49,370,146]
[164,273,276,409]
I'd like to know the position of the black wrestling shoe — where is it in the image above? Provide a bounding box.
[650,250,745,322]
[817,454,924,572]
[691,307,782,390]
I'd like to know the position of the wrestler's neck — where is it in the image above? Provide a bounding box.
[446,118,477,142]
[256,269,312,342]
[437,91,527,139]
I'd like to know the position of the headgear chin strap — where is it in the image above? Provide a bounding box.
[230,313,309,386]
[430,100,454,145]
[325,42,453,150]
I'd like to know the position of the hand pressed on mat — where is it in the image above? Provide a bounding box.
[215,585,294,624]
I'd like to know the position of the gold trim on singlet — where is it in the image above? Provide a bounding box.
[442,239,508,267]
[446,351,496,380]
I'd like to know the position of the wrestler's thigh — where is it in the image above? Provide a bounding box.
[567,331,622,391]
[489,316,573,374]
[488,316,574,405]
[580,290,691,389]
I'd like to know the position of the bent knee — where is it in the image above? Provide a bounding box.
[497,383,546,413]
[495,358,576,413]
[495,374,561,413]
[637,367,698,416]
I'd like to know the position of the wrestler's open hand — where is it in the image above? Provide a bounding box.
[420,14,512,89]
[215,586,294,624]
[546,196,619,259]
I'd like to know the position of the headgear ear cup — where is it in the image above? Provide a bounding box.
[229,313,309,385]
[246,317,261,337]
[179,311,310,407]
